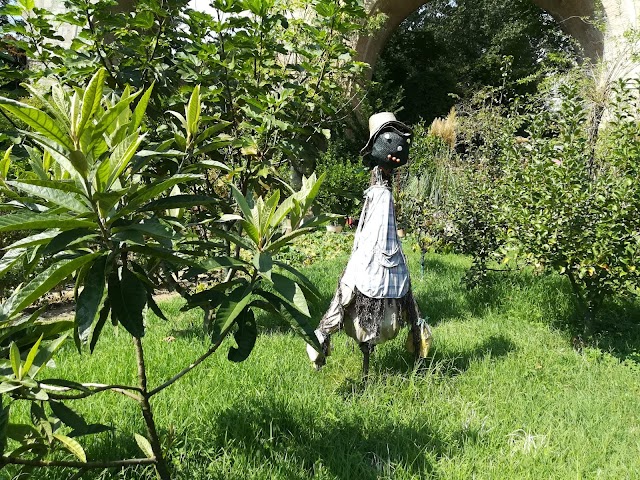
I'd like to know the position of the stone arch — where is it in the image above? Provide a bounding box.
[357,0,639,80]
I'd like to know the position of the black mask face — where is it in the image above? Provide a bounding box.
[368,128,411,170]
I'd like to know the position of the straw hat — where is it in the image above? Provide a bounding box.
[360,112,412,156]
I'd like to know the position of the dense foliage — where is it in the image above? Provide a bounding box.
[499,78,640,333]
[314,139,370,220]
[0,0,370,477]
[399,72,640,334]
[374,0,580,124]
[0,0,368,185]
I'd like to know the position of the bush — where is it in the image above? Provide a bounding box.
[499,78,640,333]
[315,140,370,220]
[395,115,461,251]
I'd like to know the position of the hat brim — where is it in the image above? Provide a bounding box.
[360,121,413,156]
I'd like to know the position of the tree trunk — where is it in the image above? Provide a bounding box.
[133,337,171,480]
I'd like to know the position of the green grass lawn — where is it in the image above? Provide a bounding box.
[7,241,640,479]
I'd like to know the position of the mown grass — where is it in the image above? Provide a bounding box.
[6,237,640,480]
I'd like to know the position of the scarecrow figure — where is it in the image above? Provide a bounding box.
[307,112,432,376]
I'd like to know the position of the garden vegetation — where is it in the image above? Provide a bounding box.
[0,0,638,478]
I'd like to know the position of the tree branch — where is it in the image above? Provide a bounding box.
[0,456,156,469]
[148,332,226,397]
[41,382,143,402]
[85,6,120,89]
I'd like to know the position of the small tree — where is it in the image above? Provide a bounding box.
[500,78,640,334]
[0,72,326,478]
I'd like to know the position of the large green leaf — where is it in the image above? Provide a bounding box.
[95,132,144,192]
[94,190,128,219]
[5,178,84,195]
[0,145,12,179]
[51,84,71,126]
[259,190,280,237]
[241,219,260,246]
[0,253,101,322]
[255,290,320,351]
[253,251,273,277]
[118,174,201,217]
[50,401,87,431]
[53,433,86,462]
[7,180,91,213]
[273,260,321,299]
[134,433,154,459]
[108,132,144,186]
[32,139,78,179]
[297,172,325,210]
[210,284,253,342]
[231,184,254,224]
[269,273,310,316]
[68,150,89,178]
[21,333,43,378]
[75,255,107,344]
[265,227,316,253]
[195,121,232,144]
[22,83,70,130]
[41,229,98,256]
[131,83,154,134]
[0,248,26,278]
[87,90,142,155]
[77,69,105,138]
[0,212,95,232]
[3,230,59,251]
[0,97,73,151]
[113,219,174,241]
[9,342,20,379]
[30,335,68,377]
[204,227,254,252]
[108,267,147,338]
[89,301,110,353]
[186,85,201,139]
[129,261,165,322]
[228,309,257,362]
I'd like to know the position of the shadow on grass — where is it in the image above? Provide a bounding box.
[412,256,546,326]
[372,333,516,378]
[168,322,205,340]
[265,253,640,364]
[558,298,640,362]
[213,397,443,480]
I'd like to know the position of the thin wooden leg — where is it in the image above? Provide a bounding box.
[359,342,372,380]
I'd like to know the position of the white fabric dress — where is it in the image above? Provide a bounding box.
[307,177,414,366]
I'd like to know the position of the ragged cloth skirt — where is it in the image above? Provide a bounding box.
[306,281,423,367]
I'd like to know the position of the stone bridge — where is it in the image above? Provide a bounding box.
[358,0,639,80]
[36,0,640,79]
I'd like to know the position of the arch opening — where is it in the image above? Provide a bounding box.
[365,0,593,124]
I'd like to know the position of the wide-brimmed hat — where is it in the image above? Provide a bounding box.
[360,112,412,156]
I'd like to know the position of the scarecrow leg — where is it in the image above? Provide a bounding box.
[411,321,422,364]
[408,292,423,364]
[359,341,374,380]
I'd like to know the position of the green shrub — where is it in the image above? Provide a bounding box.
[315,140,370,220]
[499,78,640,334]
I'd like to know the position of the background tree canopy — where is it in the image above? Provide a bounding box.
[373,0,581,124]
